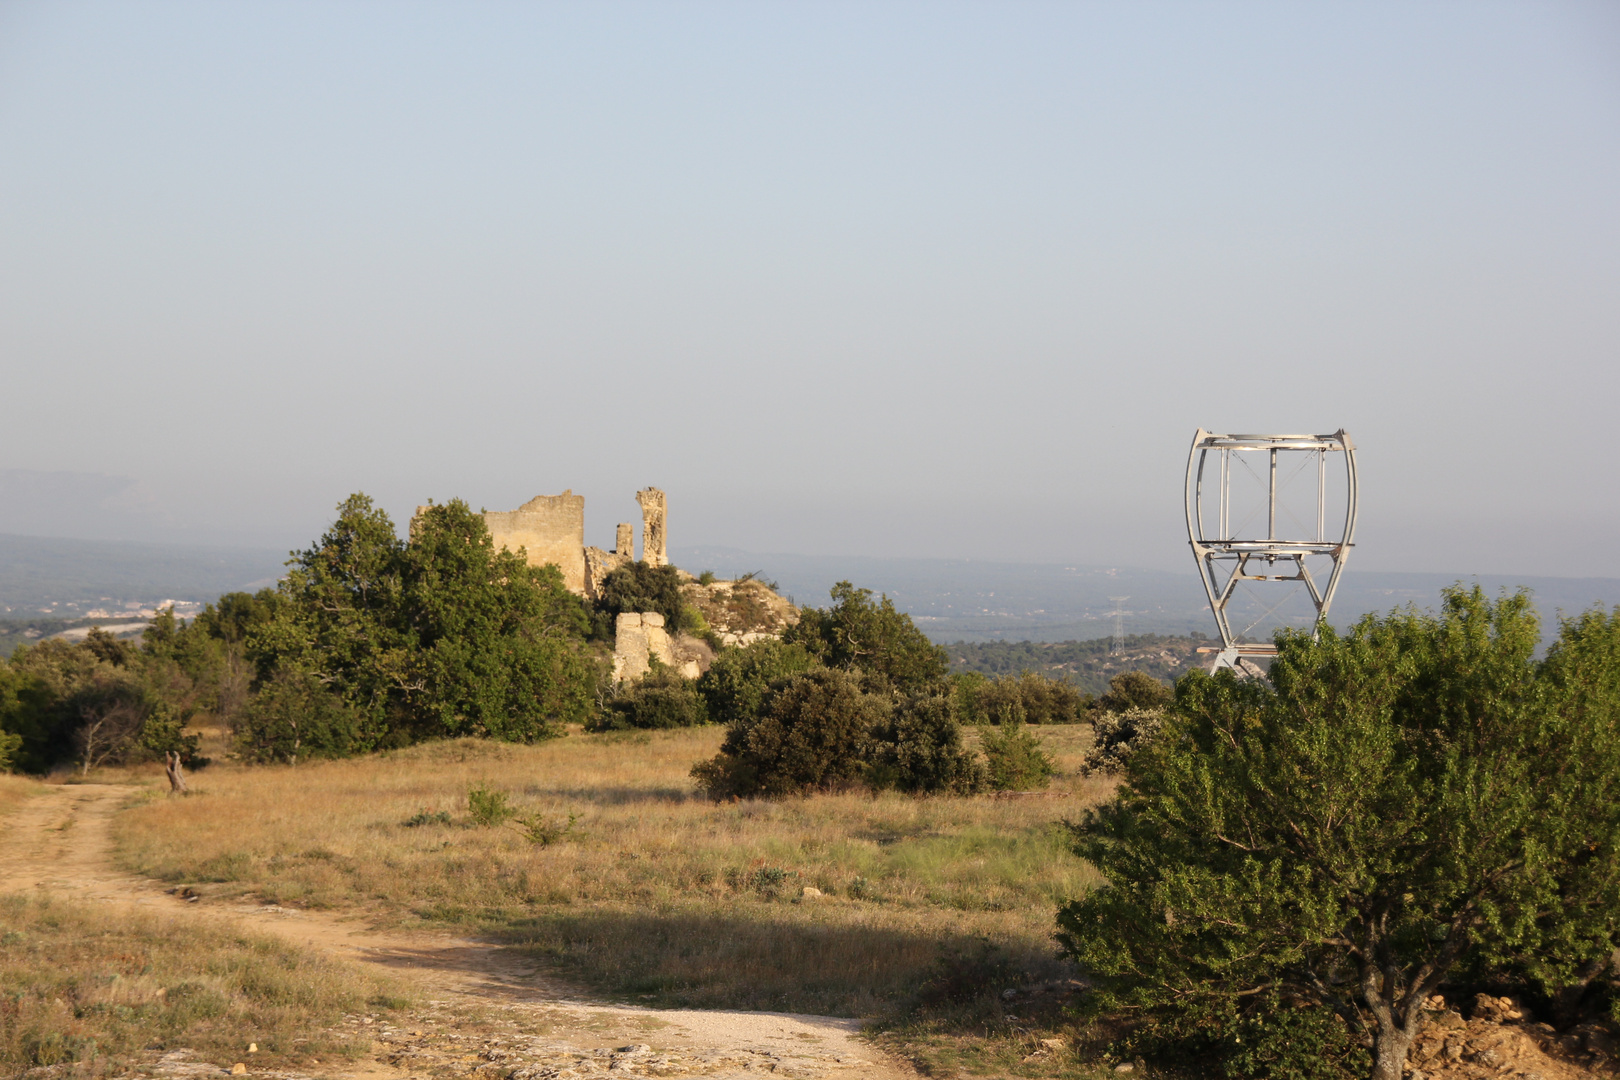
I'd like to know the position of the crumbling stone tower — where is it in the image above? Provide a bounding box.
[636,487,667,568]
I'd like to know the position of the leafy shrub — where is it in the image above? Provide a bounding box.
[978,718,1056,791]
[514,811,580,845]
[1082,706,1165,776]
[784,581,948,692]
[235,666,362,764]
[697,570,718,586]
[592,665,708,730]
[696,639,819,729]
[466,782,514,826]
[1093,670,1172,715]
[592,561,697,637]
[1094,992,1367,1080]
[402,809,451,827]
[692,668,888,798]
[868,691,987,794]
[969,671,1086,724]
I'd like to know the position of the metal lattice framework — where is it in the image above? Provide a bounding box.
[1184,429,1358,672]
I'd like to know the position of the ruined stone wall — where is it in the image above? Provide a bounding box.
[482,491,587,595]
[613,611,681,682]
[583,521,639,602]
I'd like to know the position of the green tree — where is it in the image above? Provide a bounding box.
[400,500,598,740]
[1092,669,1172,715]
[248,493,409,747]
[977,715,1055,791]
[235,666,363,764]
[784,581,947,693]
[248,495,600,751]
[696,639,819,728]
[1056,588,1620,1080]
[968,670,1086,724]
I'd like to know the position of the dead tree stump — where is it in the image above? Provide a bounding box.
[164,751,187,794]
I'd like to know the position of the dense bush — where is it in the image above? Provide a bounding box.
[593,664,709,731]
[1081,705,1165,776]
[691,668,889,798]
[977,717,1056,791]
[784,581,948,692]
[967,670,1086,724]
[234,667,363,764]
[696,639,818,728]
[868,691,987,794]
[591,561,697,639]
[0,629,200,774]
[1058,588,1620,1080]
[1091,669,1172,715]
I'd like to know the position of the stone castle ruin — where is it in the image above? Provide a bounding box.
[475,487,667,603]
[450,487,793,683]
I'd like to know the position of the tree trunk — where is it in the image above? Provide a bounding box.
[1554,949,1620,1027]
[1369,1025,1412,1080]
[164,751,187,794]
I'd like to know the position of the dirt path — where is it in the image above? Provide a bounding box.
[0,785,918,1080]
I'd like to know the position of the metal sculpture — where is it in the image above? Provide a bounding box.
[1184,430,1358,673]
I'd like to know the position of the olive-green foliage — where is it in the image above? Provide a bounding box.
[965,670,1086,724]
[1092,669,1172,715]
[1097,991,1368,1080]
[784,581,948,693]
[696,639,818,729]
[977,717,1055,791]
[867,691,987,794]
[1081,706,1165,776]
[1057,588,1620,1080]
[248,496,600,751]
[593,664,709,730]
[591,561,697,638]
[234,667,363,764]
[0,728,21,772]
[0,629,200,774]
[466,782,515,826]
[691,668,890,798]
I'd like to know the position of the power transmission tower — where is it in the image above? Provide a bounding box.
[1184,429,1359,674]
[1109,597,1129,655]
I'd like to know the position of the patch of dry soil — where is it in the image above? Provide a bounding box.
[0,784,917,1080]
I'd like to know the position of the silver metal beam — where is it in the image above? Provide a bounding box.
[1184,429,1358,674]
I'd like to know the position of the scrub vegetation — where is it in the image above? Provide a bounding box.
[0,892,407,1074]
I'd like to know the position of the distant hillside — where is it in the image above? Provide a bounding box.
[674,546,1620,648]
[0,533,285,616]
[947,633,1207,697]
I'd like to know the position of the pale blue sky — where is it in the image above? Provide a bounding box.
[1,1,1616,575]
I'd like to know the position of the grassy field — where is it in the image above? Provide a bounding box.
[0,891,410,1074]
[109,725,1114,1075]
[0,772,44,818]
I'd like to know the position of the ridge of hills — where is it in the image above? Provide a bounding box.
[1,532,1615,654]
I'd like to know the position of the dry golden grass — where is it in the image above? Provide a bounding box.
[0,890,410,1073]
[0,773,45,818]
[113,726,1111,1021]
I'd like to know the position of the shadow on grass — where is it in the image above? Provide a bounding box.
[524,786,698,806]
[482,903,1078,1021]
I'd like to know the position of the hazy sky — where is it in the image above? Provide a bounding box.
[2,1,1616,576]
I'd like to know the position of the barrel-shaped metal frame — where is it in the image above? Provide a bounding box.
[1184,430,1358,667]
